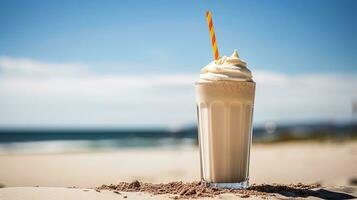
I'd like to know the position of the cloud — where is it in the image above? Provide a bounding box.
[0,56,356,128]
[254,71,357,124]
[0,56,88,78]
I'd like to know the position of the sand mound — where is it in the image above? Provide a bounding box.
[97,181,320,199]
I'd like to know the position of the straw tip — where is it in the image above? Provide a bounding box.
[206,11,210,16]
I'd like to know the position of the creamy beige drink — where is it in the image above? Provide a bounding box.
[196,50,255,189]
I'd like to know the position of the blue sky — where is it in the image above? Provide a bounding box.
[1,0,356,74]
[0,0,357,128]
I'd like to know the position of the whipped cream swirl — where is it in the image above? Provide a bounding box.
[200,50,253,82]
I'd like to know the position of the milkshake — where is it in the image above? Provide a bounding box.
[196,50,255,189]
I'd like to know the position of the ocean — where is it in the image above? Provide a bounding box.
[0,128,197,154]
[0,122,355,154]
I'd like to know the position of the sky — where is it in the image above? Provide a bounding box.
[0,0,357,128]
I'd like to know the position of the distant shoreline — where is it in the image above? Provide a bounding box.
[0,121,356,144]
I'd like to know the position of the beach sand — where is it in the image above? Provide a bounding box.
[0,142,356,199]
[1,186,357,200]
[0,187,267,200]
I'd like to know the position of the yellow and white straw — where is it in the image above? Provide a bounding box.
[206,11,219,60]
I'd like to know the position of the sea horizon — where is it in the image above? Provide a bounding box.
[0,120,356,154]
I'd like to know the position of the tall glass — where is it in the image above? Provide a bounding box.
[196,80,255,189]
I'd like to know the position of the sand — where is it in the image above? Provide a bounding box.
[0,187,173,200]
[96,181,324,199]
[0,142,357,199]
[1,185,356,200]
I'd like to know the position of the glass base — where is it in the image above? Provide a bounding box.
[208,180,249,189]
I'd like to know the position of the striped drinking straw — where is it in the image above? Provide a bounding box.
[206,11,219,60]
